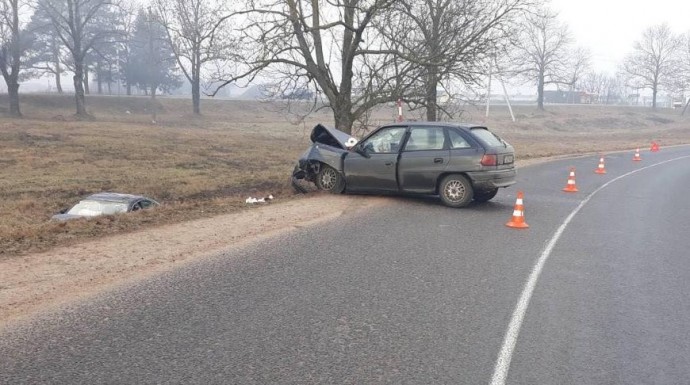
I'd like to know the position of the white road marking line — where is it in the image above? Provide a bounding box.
[490,155,690,385]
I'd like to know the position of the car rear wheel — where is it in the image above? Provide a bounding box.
[473,188,499,203]
[315,164,345,193]
[439,174,473,207]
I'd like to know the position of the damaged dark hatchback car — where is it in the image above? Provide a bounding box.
[292,122,516,207]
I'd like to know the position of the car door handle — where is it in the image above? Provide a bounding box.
[433,158,444,164]
[385,161,394,166]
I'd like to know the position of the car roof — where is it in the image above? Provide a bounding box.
[385,121,488,130]
[84,192,150,204]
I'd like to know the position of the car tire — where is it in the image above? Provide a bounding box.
[439,174,473,208]
[315,164,345,193]
[473,188,499,203]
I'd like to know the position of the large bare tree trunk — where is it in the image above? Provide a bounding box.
[1,70,22,118]
[537,69,545,110]
[192,77,200,114]
[7,83,21,117]
[96,60,103,94]
[426,68,438,121]
[1,0,23,116]
[52,37,63,93]
[150,84,158,123]
[333,97,354,134]
[73,62,88,116]
[55,70,63,93]
[84,67,90,95]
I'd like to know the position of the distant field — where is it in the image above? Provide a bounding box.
[1,93,689,257]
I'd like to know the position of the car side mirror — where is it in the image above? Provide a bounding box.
[59,208,68,214]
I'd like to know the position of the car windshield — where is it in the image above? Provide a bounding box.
[67,200,129,216]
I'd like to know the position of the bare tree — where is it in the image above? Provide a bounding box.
[38,0,121,116]
[509,7,572,110]
[679,31,690,115]
[381,0,529,121]
[0,0,32,116]
[154,0,236,115]
[26,5,67,93]
[580,71,604,101]
[622,23,682,110]
[580,71,614,104]
[219,0,406,134]
[111,1,136,95]
[606,74,627,105]
[564,46,590,103]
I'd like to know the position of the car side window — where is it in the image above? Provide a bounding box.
[362,127,407,154]
[448,128,472,149]
[404,127,445,151]
[140,200,153,209]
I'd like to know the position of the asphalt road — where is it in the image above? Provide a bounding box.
[2,145,690,384]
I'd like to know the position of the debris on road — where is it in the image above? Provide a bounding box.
[245,195,274,204]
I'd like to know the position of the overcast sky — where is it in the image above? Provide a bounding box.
[549,0,690,73]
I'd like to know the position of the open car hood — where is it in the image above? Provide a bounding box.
[310,124,358,149]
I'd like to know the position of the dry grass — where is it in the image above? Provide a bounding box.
[0,95,332,257]
[1,94,690,258]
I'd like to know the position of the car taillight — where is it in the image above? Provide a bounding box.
[481,154,497,166]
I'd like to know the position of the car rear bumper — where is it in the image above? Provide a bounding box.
[466,168,517,189]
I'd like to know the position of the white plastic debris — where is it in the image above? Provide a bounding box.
[245,194,275,204]
[345,137,358,148]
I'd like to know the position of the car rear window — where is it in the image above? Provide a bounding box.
[470,128,504,147]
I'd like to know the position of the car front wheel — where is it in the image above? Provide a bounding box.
[315,164,345,193]
[473,188,499,203]
[439,174,473,207]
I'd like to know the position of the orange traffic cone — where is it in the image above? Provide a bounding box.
[650,141,660,152]
[595,156,607,174]
[506,191,529,229]
[563,168,579,192]
[633,148,641,161]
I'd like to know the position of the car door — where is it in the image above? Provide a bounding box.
[344,126,408,192]
[446,126,482,170]
[397,126,450,193]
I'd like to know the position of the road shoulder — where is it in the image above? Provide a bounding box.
[0,194,387,329]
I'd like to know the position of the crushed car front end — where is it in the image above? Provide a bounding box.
[292,124,357,193]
